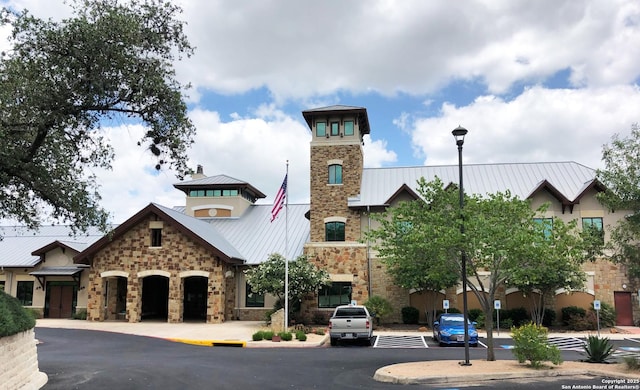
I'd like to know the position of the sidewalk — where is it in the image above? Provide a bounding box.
[35,319,640,384]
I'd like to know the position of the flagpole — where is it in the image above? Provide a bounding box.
[284,160,289,332]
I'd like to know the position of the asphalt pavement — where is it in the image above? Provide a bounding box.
[35,319,640,385]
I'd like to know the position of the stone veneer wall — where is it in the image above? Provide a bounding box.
[302,243,369,318]
[0,329,48,390]
[370,257,408,323]
[309,144,363,242]
[87,215,231,323]
[583,258,640,321]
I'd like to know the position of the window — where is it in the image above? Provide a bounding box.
[328,164,342,184]
[318,282,352,308]
[344,121,354,136]
[316,122,326,137]
[582,217,604,244]
[222,189,238,196]
[533,218,553,239]
[17,281,33,306]
[325,221,345,241]
[245,283,264,308]
[0,281,4,292]
[330,122,339,136]
[151,228,162,247]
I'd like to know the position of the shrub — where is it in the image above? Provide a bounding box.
[582,335,616,363]
[401,306,420,324]
[567,312,597,331]
[311,310,330,325]
[252,331,265,341]
[365,296,393,325]
[591,302,616,328]
[468,309,483,322]
[475,313,486,329]
[295,330,307,341]
[262,330,274,340]
[314,328,325,336]
[504,307,529,327]
[511,323,562,368]
[562,306,586,326]
[0,290,36,337]
[72,308,87,320]
[278,331,293,341]
[499,318,513,329]
[542,308,556,327]
[624,356,640,371]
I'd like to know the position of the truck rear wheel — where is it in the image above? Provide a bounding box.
[330,337,338,346]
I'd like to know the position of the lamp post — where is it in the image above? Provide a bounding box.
[452,125,471,366]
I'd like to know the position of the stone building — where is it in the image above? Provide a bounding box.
[0,104,636,326]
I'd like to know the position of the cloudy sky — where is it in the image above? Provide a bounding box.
[3,0,640,223]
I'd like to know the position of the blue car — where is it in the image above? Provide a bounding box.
[432,313,479,347]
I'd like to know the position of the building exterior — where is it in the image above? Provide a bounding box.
[0,105,635,326]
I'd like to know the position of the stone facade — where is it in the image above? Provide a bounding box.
[86,215,233,324]
[0,329,48,390]
[309,144,363,242]
[369,257,409,323]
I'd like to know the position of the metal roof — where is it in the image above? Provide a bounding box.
[301,105,370,135]
[202,203,310,265]
[0,226,106,268]
[350,161,597,207]
[30,265,88,276]
[173,174,266,198]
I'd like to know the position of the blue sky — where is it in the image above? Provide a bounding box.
[3,0,640,223]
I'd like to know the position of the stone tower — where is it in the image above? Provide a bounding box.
[301,105,371,307]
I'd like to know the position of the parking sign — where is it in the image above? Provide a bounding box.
[494,300,501,310]
[443,300,450,310]
[593,300,601,310]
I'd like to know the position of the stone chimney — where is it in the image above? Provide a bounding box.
[192,164,206,180]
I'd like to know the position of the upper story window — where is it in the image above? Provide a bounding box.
[151,228,162,247]
[344,121,354,136]
[328,164,342,184]
[316,122,326,137]
[330,122,339,136]
[325,221,345,241]
[582,217,604,244]
[533,217,554,239]
[189,189,239,197]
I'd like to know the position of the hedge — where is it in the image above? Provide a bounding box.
[0,290,36,337]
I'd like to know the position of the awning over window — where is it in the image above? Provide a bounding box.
[29,266,88,288]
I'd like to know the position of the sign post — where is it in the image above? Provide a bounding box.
[494,300,501,336]
[443,299,450,314]
[593,300,601,337]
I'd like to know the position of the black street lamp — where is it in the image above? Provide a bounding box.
[452,125,471,366]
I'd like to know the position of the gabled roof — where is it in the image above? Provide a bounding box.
[173,174,266,199]
[31,240,92,256]
[198,203,310,265]
[349,162,598,208]
[302,105,370,135]
[0,226,106,268]
[75,203,245,264]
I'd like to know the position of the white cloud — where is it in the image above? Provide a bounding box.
[363,135,398,168]
[410,85,640,169]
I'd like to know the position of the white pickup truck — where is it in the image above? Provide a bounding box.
[328,305,373,346]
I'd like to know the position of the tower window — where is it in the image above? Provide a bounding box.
[151,228,162,247]
[316,122,326,137]
[330,122,339,136]
[325,221,345,241]
[344,121,354,136]
[328,164,342,184]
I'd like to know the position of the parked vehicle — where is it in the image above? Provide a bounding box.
[432,313,479,347]
[328,305,373,346]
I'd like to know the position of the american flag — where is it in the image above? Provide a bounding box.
[270,174,287,222]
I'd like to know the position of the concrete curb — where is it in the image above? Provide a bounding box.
[166,338,247,347]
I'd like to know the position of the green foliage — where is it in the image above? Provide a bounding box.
[72,308,87,320]
[0,0,196,232]
[542,308,556,327]
[499,318,513,329]
[562,306,587,326]
[311,311,330,325]
[295,330,307,341]
[252,331,265,341]
[568,312,598,331]
[261,330,274,341]
[582,335,616,363]
[468,309,483,322]
[503,307,529,327]
[511,323,562,368]
[278,331,293,341]
[624,356,640,370]
[364,296,393,325]
[597,124,640,277]
[0,290,36,337]
[245,253,330,315]
[314,328,325,336]
[594,302,616,327]
[401,306,420,324]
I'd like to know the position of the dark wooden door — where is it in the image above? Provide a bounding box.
[614,291,634,326]
[49,285,74,318]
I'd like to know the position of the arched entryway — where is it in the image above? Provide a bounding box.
[183,276,208,322]
[141,275,169,321]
